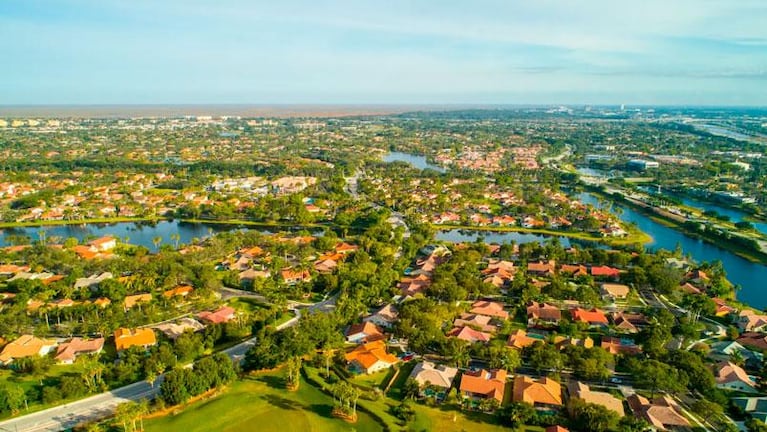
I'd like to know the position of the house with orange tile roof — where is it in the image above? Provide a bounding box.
[448,326,493,344]
[460,369,507,403]
[715,361,758,393]
[559,264,588,277]
[553,335,594,350]
[712,298,737,317]
[0,264,30,276]
[527,302,562,326]
[0,335,57,365]
[345,321,386,344]
[571,308,609,327]
[114,328,157,352]
[163,285,194,298]
[512,375,562,410]
[470,300,509,320]
[335,242,359,254]
[567,381,624,416]
[55,337,105,364]
[124,293,152,310]
[528,260,556,276]
[280,268,312,285]
[545,427,569,432]
[507,329,540,350]
[627,394,690,430]
[399,274,431,297]
[345,340,398,374]
[198,306,236,324]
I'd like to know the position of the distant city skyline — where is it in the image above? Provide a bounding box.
[2,0,766,106]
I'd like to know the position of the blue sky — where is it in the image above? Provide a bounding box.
[1,0,765,105]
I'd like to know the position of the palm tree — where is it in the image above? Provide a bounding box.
[170,233,181,250]
[152,236,162,252]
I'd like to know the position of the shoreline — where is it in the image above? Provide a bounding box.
[432,223,652,246]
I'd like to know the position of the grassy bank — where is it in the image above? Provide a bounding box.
[0,216,161,229]
[433,223,651,247]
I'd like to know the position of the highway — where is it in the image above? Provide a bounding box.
[0,310,302,432]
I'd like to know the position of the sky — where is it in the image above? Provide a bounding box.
[1,0,766,105]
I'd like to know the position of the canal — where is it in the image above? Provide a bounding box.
[579,192,767,309]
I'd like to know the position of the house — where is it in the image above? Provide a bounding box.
[154,318,206,340]
[399,274,431,296]
[198,306,236,324]
[571,308,609,327]
[0,335,57,365]
[685,269,710,285]
[528,260,556,276]
[560,264,588,277]
[567,381,624,416]
[460,369,507,403]
[409,361,458,397]
[611,312,649,334]
[363,304,398,329]
[114,328,157,351]
[88,236,117,252]
[715,361,758,393]
[335,242,359,255]
[512,375,562,409]
[124,293,152,310]
[554,336,594,350]
[739,310,767,332]
[545,427,569,432]
[679,282,702,295]
[732,397,767,423]
[55,337,105,364]
[601,336,641,355]
[163,285,194,299]
[713,298,736,317]
[470,300,509,320]
[527,302,562,326]
[708,341,763,369]
[73,272,113,290]
[507,330,540,350]
[280,268,311,284]
[345,340,398,374]
[345,321,386,344]
[314,259,338,273]
[627,394,690,430]
[738,332,767,351]
[448,326,493,343]
[590,265,620,279]
[238,268,270,285]
[600,283,630,301]
[94,297,112,308]
[454,313,497,333]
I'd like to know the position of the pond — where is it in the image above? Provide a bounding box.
[0,220,320,250]
[382,151,446,172]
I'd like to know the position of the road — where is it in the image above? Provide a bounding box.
[0,307,304,432]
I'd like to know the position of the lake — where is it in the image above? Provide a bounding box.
[0,220,319,250]
[578,192,767,308]
[383,151,446,172]
[436,229,573,246]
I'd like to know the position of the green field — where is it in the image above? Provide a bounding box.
[144,372,384,432]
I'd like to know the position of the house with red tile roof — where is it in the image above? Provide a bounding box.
[460,369,507,403]
[470,300,509,320]
[55,337,105,364]
[590,265,620,279]
[571,308,609,327]
[512,375,562,409]
[448,326,493,343]
[345,340,398,374]
[198,306,236,324]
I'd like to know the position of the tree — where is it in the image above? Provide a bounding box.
[488,341,521,371]
[285,356,302,390]
[159,369,190,406]
[568,398,619,432]
[746,418,767,432]
[618,415,651,432]
[625,358,687,398]
[499,401,536,428]
[0,385,26,414]
[402,378,421,400]
[691,398,723,423]
[525,342,563,375]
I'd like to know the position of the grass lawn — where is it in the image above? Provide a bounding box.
[227,297,268,313]
[410,404,544,432]
[352,369,389,390]
[144,372,384,432]
[0,363,87,420]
